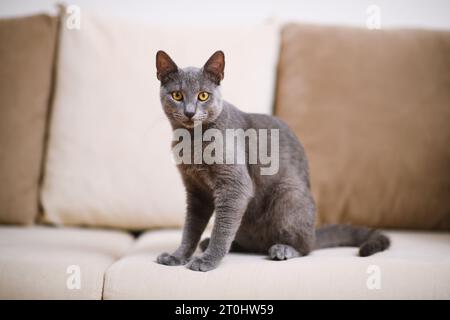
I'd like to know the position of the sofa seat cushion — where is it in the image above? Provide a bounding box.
[103,229,450,299]
[0,226,133,299]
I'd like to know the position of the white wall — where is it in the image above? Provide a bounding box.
[0,0,449,30]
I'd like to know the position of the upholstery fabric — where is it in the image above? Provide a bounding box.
[0,14,58,224]
[276,24,450,230]
[0,226,133,299]
[103,229,450,299]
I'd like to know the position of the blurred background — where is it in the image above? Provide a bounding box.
[1,0,450,30]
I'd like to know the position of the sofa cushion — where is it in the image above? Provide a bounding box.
[103,229,450,299]
[0,14,58,224]
[0,226,133,299]
[275,24,450,230]
[41,11,279,230]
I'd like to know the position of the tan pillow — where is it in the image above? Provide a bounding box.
[275,24,450,230]
[0,14,58,225]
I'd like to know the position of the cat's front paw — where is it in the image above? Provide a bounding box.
[156,252,190,266]
[187,256,219,272]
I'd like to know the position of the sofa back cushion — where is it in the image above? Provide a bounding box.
[275,24,450,230]
[41,12,279,230]
[0,14,58,225]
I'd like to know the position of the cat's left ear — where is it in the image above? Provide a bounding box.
[203,51,225,84]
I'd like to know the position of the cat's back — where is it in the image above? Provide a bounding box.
[223,101,293,133]
[223,101,310,181]
[240,107,306,156]
[222,101,306,157]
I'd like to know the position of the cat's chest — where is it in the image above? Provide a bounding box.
[178,163,215,191]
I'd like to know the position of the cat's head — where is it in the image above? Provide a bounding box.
[156,50,225,128]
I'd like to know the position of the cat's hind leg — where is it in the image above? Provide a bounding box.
[199,238,210,252]
[268,244,301,260]
[202,238,302,260]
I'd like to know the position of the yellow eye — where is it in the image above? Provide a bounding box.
[198,92,209,101]
[171,91,183,101]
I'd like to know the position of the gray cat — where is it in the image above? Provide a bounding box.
[155,50,390,272]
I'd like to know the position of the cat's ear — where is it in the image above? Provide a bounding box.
[156,50,178,81]
[203,51,225,84]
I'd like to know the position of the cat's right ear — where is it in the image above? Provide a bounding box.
[156,51,178,81]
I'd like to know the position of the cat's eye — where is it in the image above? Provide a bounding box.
[171,91,183,101]
[198,92,209,101]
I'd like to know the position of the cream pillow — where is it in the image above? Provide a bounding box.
[41,12,279,230]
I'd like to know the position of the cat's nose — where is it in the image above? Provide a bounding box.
[184,109,196,119]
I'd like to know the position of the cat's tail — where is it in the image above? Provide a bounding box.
[314,224,390,256]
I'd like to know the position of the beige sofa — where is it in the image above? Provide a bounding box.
[0,12,449,300]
